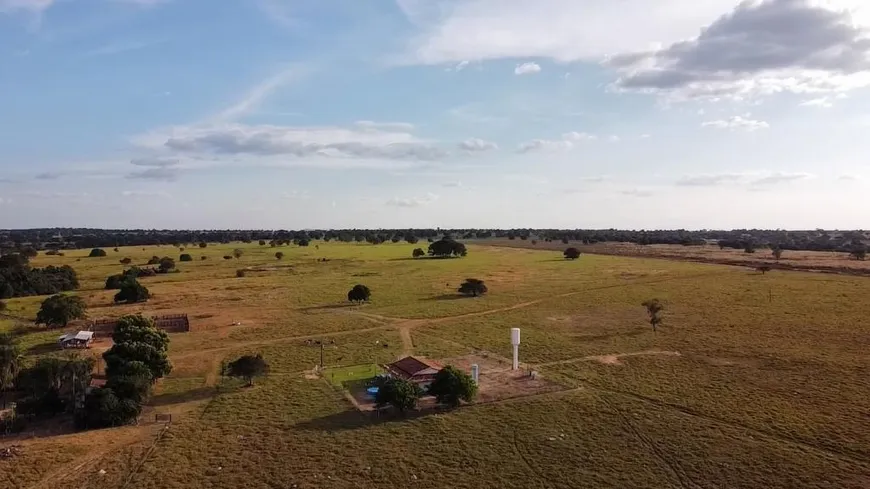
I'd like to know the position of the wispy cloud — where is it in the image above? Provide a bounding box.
[386,192,439,208]
[458,138,498,152]
[676,173,746,187]
[215,66,310,122]
[82,39,166,57]
[517,131,595,153]
[127,166,179,182]
[750,172,813,186]
[621,188,654,197]
[701,116,769,131]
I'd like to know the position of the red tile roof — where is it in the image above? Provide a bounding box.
[384,356,441,379]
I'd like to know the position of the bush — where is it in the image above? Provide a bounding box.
[223,255,233,260]
[259,240,266,246]
[275,252,284,260]
[412,248,425,258]
[147,256,160,265]
[347,284,371,303]
[120,257,132,265]
[105,274,126,290]
[233,249,244,259]
[428,238,467,258]
[75,388,142,429]
[236,269,246,278]
[0,300,6,312]
[179,254,193,262]
[458,278,487,297]
[201,256,208,260]
[199,242,208,248]
[88,248,107,258]
[224,354,269,386]
[564,248,581,260]
[157,257,175,273]
[114,279,150,304]
[375,378,423,413]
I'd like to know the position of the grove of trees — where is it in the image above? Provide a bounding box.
[0,253,78,299]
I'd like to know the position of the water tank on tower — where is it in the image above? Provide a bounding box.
[471,364,480,384]
[511,328,521,370]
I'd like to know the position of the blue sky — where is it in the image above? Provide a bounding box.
[2,0,870,229]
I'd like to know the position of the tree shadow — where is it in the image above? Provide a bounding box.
[149,386,218,407]
[420,294,468,302]
[26,341,60,356]
[293,407,442,433]
[298,303,357,313]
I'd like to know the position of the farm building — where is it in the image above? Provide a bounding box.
[58,331,95,349]
[382,356,442,389]
[91,314,190,336]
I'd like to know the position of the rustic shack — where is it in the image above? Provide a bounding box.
[382,356,442,389]
[58,331,95,349]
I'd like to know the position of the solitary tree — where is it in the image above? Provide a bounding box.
[428,238,467,258]
[375,377,423,414]
[757,265,772,275]
[427,365,478,408]
[114,279,151,304]
[36,294,87,328]
[158,257,176,273]
[458,278,488,297]
[199,242,208,248]
[744,242,756,254]
[233,249,244,259]
[147,256,161,265]
[258,240,266,246]
[88,248,107,258]
[641,299,664,333]
[179,254,193,262]
[275,251,285,260]
[347,284,371,303]
[412,248,426,258]
[224,354,269,386]
[771,246,783,260]
[223,255,233,260]
[120,257,132,265]
[0,333,22,408]
[564,247,581,260]
[850,246,867,261]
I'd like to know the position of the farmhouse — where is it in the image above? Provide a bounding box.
[382,356,442,388]
[58,331,95,349]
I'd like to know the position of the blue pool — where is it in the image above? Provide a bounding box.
[366,387,379,397]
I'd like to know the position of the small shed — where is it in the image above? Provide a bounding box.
[58,331,95,349]
[382,356,442,389]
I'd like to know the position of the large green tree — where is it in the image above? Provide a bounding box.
[347,284,371,303]
[428,238,467,258]
[113,315,169,351]
[428,365,478,407]
[15,356,95,415]
[375,378,423,414]
[36,294,87,328]
[75,387,142,429]
[224,354,269,386]
[104,342,172,381]
[458,278,488,297]
[564,247,581,260]
[114,279,151,304]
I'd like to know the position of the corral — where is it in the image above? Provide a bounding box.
[1,241,869,489]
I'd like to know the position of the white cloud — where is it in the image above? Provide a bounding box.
[82,39,165,57]
[130,157,179,167]
[386,192,439,207]
[838,174,861,181]
[608,0,870,101]
[676,173,746,186]
[514,62,541,75]
[517,131,596,153]
[402,0,740,64]
[621,188,654,197]
[215,66,309,122]
[702,115,769,131]
[751,172,813,186]
[127,167,179,182]
[354,121,416,132]
[458,138,498,152]
[799,97,836,108]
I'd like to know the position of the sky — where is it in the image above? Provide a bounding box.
[2,0,870,230]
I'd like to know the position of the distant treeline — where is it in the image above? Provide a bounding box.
[0,253,79,299]
[0,227,867,255]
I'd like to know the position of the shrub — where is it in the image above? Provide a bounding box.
[105,274,126,290]
[199,242,208,248]
[233,249,244,259]
[412,248,426,258]
[201,256,208,261]
[147,256,160,265]
[236,269,246,278]
[179,254,193,262]
[375,377,423,414]
[223,255,233,260]
[88,248,107,258]
[275,252,284,260]
[75,388,142,429]
[0,300,6,312]
[564,248,581,260]
[458,278,487,297]
[428,238,467,258]
[120,257,132,265]
[224,354,269,386]
[259,240,266,246]
[157,257,176,273]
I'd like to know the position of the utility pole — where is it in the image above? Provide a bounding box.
[320,341,324,370]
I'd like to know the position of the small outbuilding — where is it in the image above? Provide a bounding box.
[382,356,442,389]
[58,331,95,349]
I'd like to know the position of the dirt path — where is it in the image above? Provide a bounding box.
[536,350,682,368]
[398,327,413,358]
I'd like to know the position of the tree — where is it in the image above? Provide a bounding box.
[223,255,233,260]
[375,377,423,414]
[428,365,478,407]
[199,242,208,248]
[224,354,269,386]
[113,315,169,352]
[405,235,419,244]
[428,238,467,258]
[104,361,153,403]
[275,252,285,260]
[15,356,94,416]
[0,333,22,408]
[0,300,6,312]
[233,248,244,259]
[642,299,664,333]
[114,279,150,304]
[179,254,193,262]
[104,342,172,380]
[757,265,772,275]
[259,240,266,246]
[412,248,426,258]
[236,269,246,278]
[120,257,132,265]
[158,257,175,273]
[564,247,581,260]
[347,284,371,303]
[105,274,126,290]
[458,278,487,297]
[850,246,867,261]
[147,256,161,265]
[744,242,756,254]
[297,238,310,247]
[36,294,87,328]
[771,246,783,260]
[75,387,141,429]
[88,248,107,258]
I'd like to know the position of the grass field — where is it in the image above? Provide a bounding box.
[2,241,869,489]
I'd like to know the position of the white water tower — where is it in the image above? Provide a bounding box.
[471,364,480,384]
[511,328,521,370]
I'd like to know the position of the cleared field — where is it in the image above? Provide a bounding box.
[2,242,869,489]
